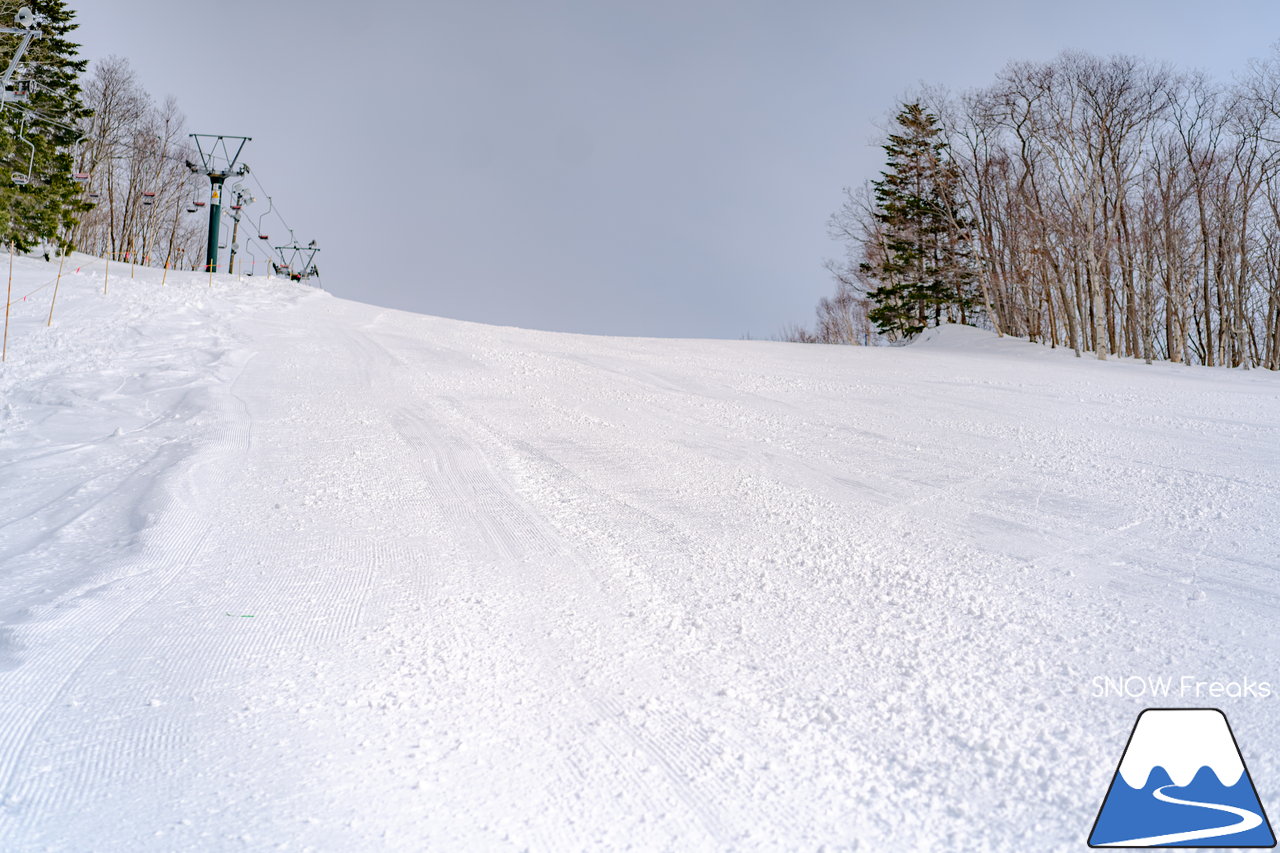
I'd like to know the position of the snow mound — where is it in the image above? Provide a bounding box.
[909,321,1003,349]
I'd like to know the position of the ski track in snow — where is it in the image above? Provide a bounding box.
[0,254,1277,850]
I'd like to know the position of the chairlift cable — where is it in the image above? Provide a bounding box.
[248,171,293,234]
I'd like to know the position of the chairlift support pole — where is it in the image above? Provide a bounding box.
[229,207,240,275]
[187,134,250,273]
[206,178,223,273]
[227,185,252,275]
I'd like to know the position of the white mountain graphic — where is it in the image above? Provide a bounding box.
[1118,709,1245,789]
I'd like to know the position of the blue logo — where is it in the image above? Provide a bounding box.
[1089,708,1275,848]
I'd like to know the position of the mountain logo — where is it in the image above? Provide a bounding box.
[1089,708,1275,848]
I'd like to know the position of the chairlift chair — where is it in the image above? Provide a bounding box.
[253,197,275,244]
[2,79,32,104]
[71,172,90,183]
[194,200,206,208]
[141,191,156,206]
[11,112,35,187]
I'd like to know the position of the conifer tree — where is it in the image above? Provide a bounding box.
[860,103,977,340]
[0,0,89,251]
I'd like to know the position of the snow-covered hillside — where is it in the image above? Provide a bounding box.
[1,254,1277,851]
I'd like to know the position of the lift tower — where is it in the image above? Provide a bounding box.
[226,183,254,275]
[272,239,320,282]
[186,134,250,272]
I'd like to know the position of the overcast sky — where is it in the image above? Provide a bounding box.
[74,1,1280,339]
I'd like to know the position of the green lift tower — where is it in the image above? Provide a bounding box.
[186,135,251,272]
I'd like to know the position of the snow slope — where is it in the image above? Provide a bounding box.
[0,253,1277,851]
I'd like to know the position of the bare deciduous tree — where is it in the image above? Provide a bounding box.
[73,56,206,269]
[812,50,1280,369]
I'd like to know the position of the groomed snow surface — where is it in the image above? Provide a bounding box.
[0,253,1277,851]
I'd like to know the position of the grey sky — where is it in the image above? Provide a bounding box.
[76,1,1280,339]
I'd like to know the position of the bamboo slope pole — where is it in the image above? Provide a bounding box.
[3,243,12,362]
[47,249,66,326]
[103,250,109,294]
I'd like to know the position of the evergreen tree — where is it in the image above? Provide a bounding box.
[861,102,977,340]
[0,0,89,252]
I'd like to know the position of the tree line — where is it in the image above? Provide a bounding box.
[799,49,1280,370]
[0,0,86,252]
[72,55,208,269]
[0,1,207,268]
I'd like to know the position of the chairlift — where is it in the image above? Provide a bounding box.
[2,78,33,105]
[188,172,208,209]
[186,205,196,213]
[253,197,275,245]
[141,191,156,206]
[11,112,35,186]
[87,191,100,201]
[71,172,90,183]
[272,241,321,282]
